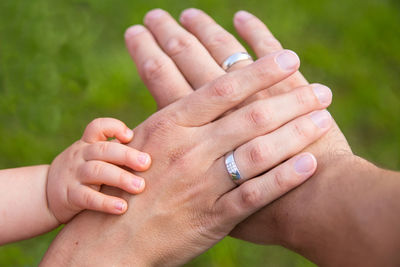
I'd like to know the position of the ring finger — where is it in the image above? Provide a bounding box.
[208,109,332,190]
[180,8,275,106]
[180,8,253,72]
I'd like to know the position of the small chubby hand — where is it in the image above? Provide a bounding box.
[47,118,151,223]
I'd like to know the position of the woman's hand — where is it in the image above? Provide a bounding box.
[42,48,332,266]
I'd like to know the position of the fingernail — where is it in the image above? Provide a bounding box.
[115,201,126,211]
[313,85,332,105]
[310,110,332,129]
[138,153,150,166]
[275,50,300,71]
[180,8,201,23]
[124,25,145,38]
[125,128,134,140]
[132,178,144,190]
[235,10,253,23]
[294,153,316,174]
[145,9,165,23]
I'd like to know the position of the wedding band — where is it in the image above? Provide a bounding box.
[221,52,253,71]
[225,151,242,183]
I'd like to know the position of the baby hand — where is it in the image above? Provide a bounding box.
[47,118,151,223]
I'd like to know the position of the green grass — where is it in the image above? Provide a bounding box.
[0,0,399,266]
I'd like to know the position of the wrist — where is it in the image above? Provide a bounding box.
[45,163,63,226]
[281,155,400,266]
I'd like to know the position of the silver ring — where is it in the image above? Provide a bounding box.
[221,52,253,71]
[225,151,242,183]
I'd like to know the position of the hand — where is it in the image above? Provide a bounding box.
[47,118,150,223]
[42,49,333,266]
[124,9,400,265]
[124,8,351,244]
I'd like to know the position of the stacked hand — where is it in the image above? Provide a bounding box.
[41,9,400,267]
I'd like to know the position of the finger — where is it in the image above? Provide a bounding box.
[125,25,192,109]
[234,10,308,94]
[82,118,133,143]
[170,50,300,126]
[144,9,224,88]
[234,11,283,58]
[180,8,253,72]
[214,153,317,228]
[83,141,151,171]
[209,109,332,189]
[202,84,332,155]
[70,187,128,215]
[79,160,145,194]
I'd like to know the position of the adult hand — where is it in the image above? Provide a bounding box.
[124,9,400,265]
[41,47,333,266]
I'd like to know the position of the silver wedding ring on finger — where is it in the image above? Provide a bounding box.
[221,52,253,71]
[225,151,243,184]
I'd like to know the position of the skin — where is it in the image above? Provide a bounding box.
[41,48,333,266]
[0,118,150,245]
[125,9,400,266]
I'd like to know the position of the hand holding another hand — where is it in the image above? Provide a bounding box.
[42,41,332,266]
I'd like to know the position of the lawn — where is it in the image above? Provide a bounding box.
[0,0,399,266]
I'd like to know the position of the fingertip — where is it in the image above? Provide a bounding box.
[124,128,134,142]
[114,200,128,214]
[275,49,300,72]
[137,153,151,169]
[293,152,317,176]
[180,8,201,24]
[234,10,253,24]
[131,177,146,194]
[125,25,146,39]
[144,8,166,25]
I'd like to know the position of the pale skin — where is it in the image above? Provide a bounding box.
[40,8,400,267]
[127,9,400,265]
[40,21,335,267]
[0,118,151,245]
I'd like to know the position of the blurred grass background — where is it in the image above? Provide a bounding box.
[0,0,399,266]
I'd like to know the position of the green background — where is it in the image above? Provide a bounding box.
[0,0,399,266]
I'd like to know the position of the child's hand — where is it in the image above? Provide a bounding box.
[47,118,151,223]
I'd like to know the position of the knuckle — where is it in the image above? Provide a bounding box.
[291,122,308,140]
[89,162,104,178]
[240,184,263,208]
[211,76,238,98]
[257,36,282,53]
[144,115,176,136]
[165,35,195,57]
[86,118,104,132]
[78,163,88,179]
[294,88,311,106]
[272,169,288,192]
[142,57,169,83]
[244,62,274,86]
[82,191,96,209]
[247,103,271,129]
[248,142,270,167]
[167,145,195,168]
[97,142,109,155]
[205,30,235,51]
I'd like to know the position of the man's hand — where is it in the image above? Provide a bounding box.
[41,47,333,266]
[124,8,400,266]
